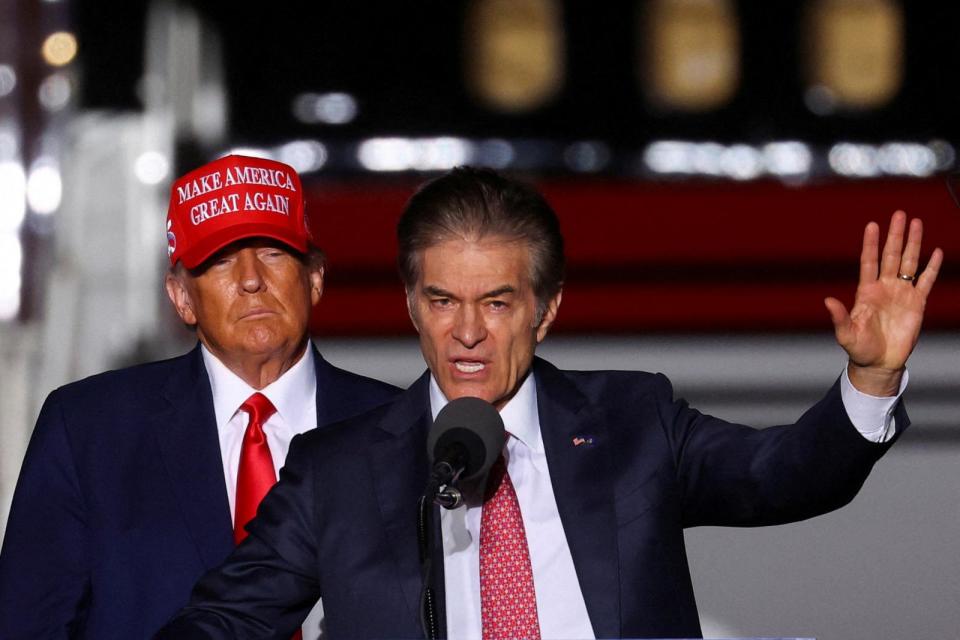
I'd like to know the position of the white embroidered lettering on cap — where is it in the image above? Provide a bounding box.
[224,166,296,191]
[176,170,223,204]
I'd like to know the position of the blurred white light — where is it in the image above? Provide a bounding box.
[38,73,71,111]
[0,127,18,160]
[0,65,16,98]
[278,140,328,173]
[224,147,274,160]
[134,151,170,185]
[475,139,515,169]
[763,141,813,176]
[357,137,473,172]
[413,137,473,171]
[0,161,26,232]
[720,144,764,180]
[292,92,358,125]
[357,138,414,172]
[878,142,938,177]
[26,159,61,215]
[564,141,611,173]
[828,143,880,177]
[644,141,691,174]
[0,232,22,321]
[928,139,956,171]
[690,143,725,176]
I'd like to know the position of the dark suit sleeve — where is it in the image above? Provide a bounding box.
[0,391,90,639]
[651,374,905,527]
[156,434,322,639]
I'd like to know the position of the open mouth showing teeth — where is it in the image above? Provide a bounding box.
[454,361,485,373]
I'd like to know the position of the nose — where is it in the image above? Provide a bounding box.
[235,249,266,293]
[452,303,487,348]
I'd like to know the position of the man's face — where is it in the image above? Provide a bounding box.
[165,239,323,365]
[408,236,561,410]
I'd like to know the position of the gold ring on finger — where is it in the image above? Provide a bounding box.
[897,273,916,282]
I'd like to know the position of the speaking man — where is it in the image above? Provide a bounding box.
[158,166,942,639]
[0,155,399,639]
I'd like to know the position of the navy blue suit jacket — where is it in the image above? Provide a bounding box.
[0,344,399,639]
[159,357,904,639]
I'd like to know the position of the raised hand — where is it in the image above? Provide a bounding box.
[824,210,943,396]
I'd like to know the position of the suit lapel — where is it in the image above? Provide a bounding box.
[534,358,621,638]
[154,345,234,568]
[311,346,354,427]
[367,372,438,627]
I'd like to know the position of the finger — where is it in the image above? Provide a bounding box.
[859,221,880,284]
[879,211,907,278]
[915,247,944,298]
[824,297,853,345]
[898,217,923,278]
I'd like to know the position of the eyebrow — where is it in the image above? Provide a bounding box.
[421,285,517,299]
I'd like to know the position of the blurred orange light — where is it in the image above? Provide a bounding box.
[41,32,78,67]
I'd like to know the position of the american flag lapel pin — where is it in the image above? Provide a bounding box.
[572,435,594,447]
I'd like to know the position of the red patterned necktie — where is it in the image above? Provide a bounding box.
[479,455,541,640]
[233,392,277,545]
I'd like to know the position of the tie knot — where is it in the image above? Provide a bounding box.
[240,392,277,424]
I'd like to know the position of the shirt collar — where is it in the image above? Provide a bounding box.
[428,370,542,454]
[202,343,316,429]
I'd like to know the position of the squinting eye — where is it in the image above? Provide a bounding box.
[489,300,507,310]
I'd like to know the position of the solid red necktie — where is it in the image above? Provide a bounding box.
[233,392,277,545]
[479,455,541,640]
[233,393,304,640]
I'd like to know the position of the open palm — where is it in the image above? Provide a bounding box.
[824,211,943,394]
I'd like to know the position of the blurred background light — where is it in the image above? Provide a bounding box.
[877,142,937,177]
[41,31,79,67]
[720,144,763,180]
[928,139,956,170]
[38,73,73,112]
[474,139,515,169]
[0,65,16,98]
[828,142,880,177]
[277,140,327,173]
[357,137,473,172]
[763,142,813,176]
[224,147,274,160]
[564,141,611,173]
[26,158,62,215]
[0,161,27,232]
[292,92,358,125]
[133,151,170,185]
[0,232,23,321]
[0,127,18,160]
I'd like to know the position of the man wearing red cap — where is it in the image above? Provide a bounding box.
[0,155,399,639]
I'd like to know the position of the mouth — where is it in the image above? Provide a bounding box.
[454,360,485,373]
[240,307,277,320]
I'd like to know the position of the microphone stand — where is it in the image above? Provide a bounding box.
[418,462,464,640]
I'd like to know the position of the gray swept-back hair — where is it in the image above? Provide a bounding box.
[397,166,565,320]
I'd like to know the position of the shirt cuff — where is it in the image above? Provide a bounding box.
[840,367,908,443]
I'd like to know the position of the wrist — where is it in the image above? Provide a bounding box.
[846,362,904,397]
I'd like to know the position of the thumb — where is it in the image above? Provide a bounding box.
[824,297,853,345]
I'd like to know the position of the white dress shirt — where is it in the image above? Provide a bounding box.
[201,344,325,639]
[436,367,905,639]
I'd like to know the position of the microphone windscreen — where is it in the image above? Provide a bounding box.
[427,397,505,481]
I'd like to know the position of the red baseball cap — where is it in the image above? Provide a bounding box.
[166,155,314,269]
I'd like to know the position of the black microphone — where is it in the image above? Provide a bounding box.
[426,397,505,502]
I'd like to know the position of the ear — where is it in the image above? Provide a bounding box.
[165,272,198,326]
[405,288,421,333]
[535,289,562,343]
[309,265,325,306]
